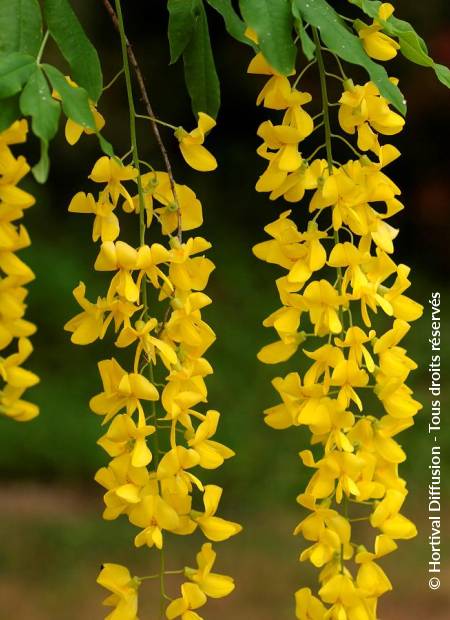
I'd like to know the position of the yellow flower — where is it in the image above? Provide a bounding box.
[370,489,417,539]
[0,337,38,389]
[175,113,217,172]
[95,241,140,302]
[253,210,304,268]
[68,191,120,242]
[357,559,392,598]
[90,358,159,422]
[0,384,39,421]
[374,373,422,419]
[166,582,206,620]
[186,410,235,469]
[296,504,352,568]
[65,102,105,145]
[338,81,404,153]
[300,449,366,503]
[0,119,28,148]
[357,4,400,61]
[52,76,105,145]
[129,491,180,549]
[157,446,202,495]
[97,413,155,467]
[330,356,369,410]
[257,120,305,173]
[97,563,139,620]
[167,237,215,293]
[295,587,326,620]
[136,242,171,290]
[257,307,305,364]
[144,171,203,234]
[193,485,242,541]
[89,157,137,208]
[303,280,343,336]
[263,372,326,430]
[185,543,235,598]
[116,318,177,372]
[318,573,360,606]
[165,292,216,355]
[65,282,109,345]
[95,453,149,520]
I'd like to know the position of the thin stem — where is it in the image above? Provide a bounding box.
[349,498,374,506]
[294,59,317,87]
[101,0,182,242]
[312,120,325,132]
[338,13,355,23]
[139,159,156,172]
[320,47,348,80]
[114,2,167,616]
[313,24,346,338]
[325,71,344,82]
[314,32,347,332]
[103,67,125,91]
[307,142,326,162]
[114,0,146,246]
[331,133,363,158]
[159,546,166,615]
[313,31,333,173]
[140,569,184,580]
[36,30,50,65]
[149,361,167,618]
[136,113,177,131]
[120,147,133,162]
[334,53,348,80]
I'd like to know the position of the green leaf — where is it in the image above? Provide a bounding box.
[42,64,95,129]
[0,0,43,56]
[167,0,201,64]
[32,138,50,183]
[0,95,20,131]
[239,0,296,75]
[292,5,315,61]
[43,0,102,101]
[349,0,450,86]
[294,0,406,114]
[183,1,220,118]
[348,0,379,19]
[97,133,114,157]
[0,52,35,98]
[20,68,60,140]
[206,0,250,45]
[435,63,450,88]
[397,30,432,67]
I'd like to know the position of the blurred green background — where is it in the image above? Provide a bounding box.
[1,1,449,618]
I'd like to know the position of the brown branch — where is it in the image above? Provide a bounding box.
[101,0,182,241]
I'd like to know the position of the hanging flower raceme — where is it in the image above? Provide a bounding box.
[248,25,422,620]
[66,117,240,616]
[0,120,39,422]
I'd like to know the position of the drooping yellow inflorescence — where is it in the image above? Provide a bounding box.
[0,120,39,422]
[248,16,422,620]
[65,118,240,617]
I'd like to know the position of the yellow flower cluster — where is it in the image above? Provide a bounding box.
[0,120,39,422]
[66,140,240,618]
[249,27,422,620]
[356,3,400,62]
